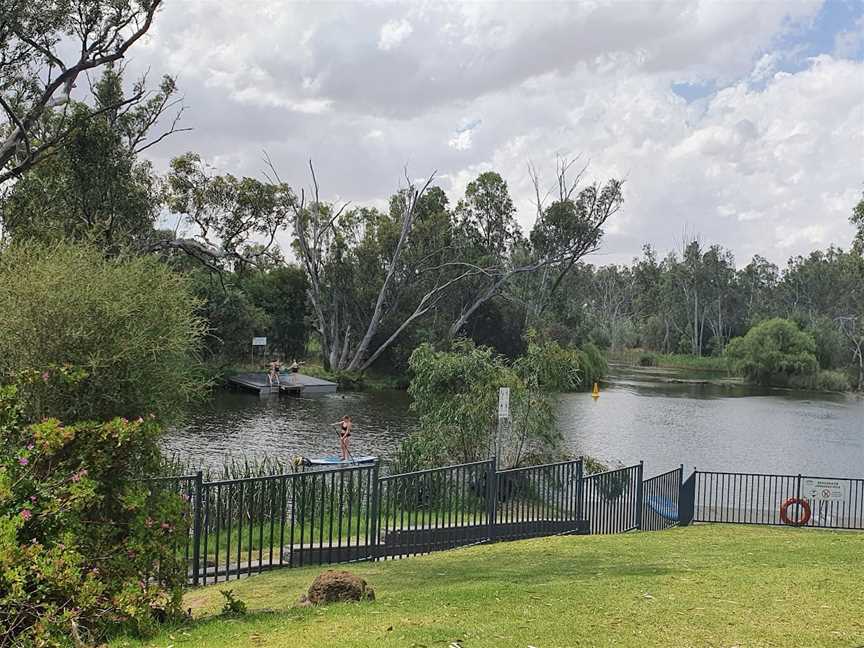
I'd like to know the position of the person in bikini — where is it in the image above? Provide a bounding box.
[289,358,304,385]
[331,415,352,461]
[267,358,282,386]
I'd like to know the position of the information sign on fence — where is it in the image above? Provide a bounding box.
[802,477,848,503]
[252,337,267,346]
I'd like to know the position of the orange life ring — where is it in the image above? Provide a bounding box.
[779,497,811,526]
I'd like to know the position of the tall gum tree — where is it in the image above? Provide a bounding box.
[1,0,166,185]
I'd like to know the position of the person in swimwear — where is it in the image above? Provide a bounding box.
[267,358,282,386]
[289,358,304,385]
[331,415,352,461]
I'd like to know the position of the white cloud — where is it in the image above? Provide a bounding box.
[448,130,473,151]
[124,0,860,267]
[378,19,413,51]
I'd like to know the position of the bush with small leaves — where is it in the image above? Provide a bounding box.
[0,372,188,646]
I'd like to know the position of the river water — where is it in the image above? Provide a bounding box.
[164,367,863,478]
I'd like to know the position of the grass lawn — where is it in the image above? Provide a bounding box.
[114,525,864,648]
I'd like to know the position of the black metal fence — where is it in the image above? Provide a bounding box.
[377,460,492,559]
[641,466,682,531]
[582,463,643,534]
[494,459,585,541]
[690,470,864,531]
[149,458,722,586]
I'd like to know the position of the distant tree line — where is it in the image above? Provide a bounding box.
[544,229,863,390]
[2,60,861,391]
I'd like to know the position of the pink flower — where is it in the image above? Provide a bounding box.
[30,495,37,502]
[71,468,88,482]
[41,371,50,382]
[20,509,32,521]
[27,444,34,450]
[18,457,28,466]
[135,417,144,423]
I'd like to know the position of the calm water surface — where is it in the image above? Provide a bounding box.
[164,367,863,477]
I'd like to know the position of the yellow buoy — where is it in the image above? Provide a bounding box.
[591,382,600,399]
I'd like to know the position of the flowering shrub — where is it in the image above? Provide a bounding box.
[0,378,188,646]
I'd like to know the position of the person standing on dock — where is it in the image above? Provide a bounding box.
[332,415,352,460]
[289,358,304,385]
[267,358,282,387]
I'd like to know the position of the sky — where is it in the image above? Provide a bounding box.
[128,0,864,267]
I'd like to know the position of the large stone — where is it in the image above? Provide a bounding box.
[300,570,375,606]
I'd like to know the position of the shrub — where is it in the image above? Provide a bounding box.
[638,352,658,367]
[725,319,818,386]
[576,342,608,388]
[407,333,592,467]
[219,590,247,617]
[817,370,853,392]
[0,377,187,645]
[0,242,206,423]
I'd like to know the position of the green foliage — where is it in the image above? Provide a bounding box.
[638,352,658,367]
[725,319,818,386]
[576,342,607,387]
[788,370,852,393]
[0,242,206,423]
[1,69,164,253]
[851,195,864,255]
[406,335,593,467]
[813,370,852,392]
[0,377,187,645]
[189,271,270,363]
[241,266,309,359]
[219,590,247,617]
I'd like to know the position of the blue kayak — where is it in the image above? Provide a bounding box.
[305,455,377,466]
[646,495,679,522]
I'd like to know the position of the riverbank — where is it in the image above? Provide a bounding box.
[112,524,864,647]
[607,349,732,372]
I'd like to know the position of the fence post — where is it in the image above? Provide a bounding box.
[576,457,584,526]
[486,458,497,543]
[191,470,203,586]
[679,469,696,526]
[369,462,381,561]
[635,461,644,530]
[795,473,803,524]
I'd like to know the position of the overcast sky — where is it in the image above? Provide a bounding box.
[129,0,864,267]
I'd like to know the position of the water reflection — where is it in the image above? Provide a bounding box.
[164,369,863,478]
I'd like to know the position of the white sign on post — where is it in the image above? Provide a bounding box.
[802,478,848,503]
[498,387,510,420]
[252,337,267,346]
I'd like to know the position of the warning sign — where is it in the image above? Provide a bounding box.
[802,478,848,503]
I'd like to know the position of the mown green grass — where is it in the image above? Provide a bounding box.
[114,524,864,648]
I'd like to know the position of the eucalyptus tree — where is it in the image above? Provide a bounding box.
[448,160,624,339]
[160,153,293,270]
[852,195,864,255]
[0,0,166,185]
[1,67,182,251]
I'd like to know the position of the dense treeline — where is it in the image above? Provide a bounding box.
[2,68,862,391]
[544,238,863,390]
